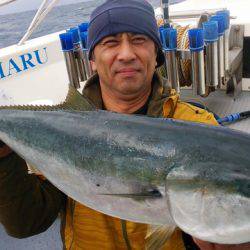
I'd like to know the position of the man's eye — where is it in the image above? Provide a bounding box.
[132,36,147,44]
[102,40,119,47]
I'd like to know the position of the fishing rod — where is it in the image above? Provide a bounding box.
[161,0,170,27]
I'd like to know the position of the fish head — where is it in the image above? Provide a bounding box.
[165,160,250,244]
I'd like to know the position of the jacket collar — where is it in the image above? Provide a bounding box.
[82,72,175,117]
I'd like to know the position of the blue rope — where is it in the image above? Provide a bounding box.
[217,113,241,124]
[217,111,250,125]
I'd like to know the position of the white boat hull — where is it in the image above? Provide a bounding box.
[0,32,69,106]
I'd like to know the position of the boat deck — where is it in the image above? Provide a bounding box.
[181,90,250,134]
[0,220,62,249]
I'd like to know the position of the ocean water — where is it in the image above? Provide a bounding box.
[0,0,103,49]
[0,0,184,49]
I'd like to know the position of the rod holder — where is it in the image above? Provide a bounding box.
[78,22,89,33]
[59,32,80,89]
[203,21,219,88]
[188,28,206,96]
[69,27,86,84]
[161,28,180,93]
[216,10,230,73]
[80,31,93,79]
[210,15,226,88]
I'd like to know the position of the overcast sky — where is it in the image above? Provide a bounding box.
[0,0,90,15]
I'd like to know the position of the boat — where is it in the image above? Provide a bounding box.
[0,0,16,7]
[0,0,249,248]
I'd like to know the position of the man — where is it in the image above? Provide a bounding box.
[0,0,249,249]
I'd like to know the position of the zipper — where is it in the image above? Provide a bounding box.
[121,219,132,250]
[69,199,76,250]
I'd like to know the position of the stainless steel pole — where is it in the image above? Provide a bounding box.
[191,51,206,96]
[189,28,206,96]
[216,10,230,73]
[64,52,79,87]
[224,28,230,72]
[205,42,218,88]
[69,28,86,85]
[203,21,219,88]
[80,31,93,79]
[210,15,226,88]
[82,49,93,79]
[161,28,179,92]
[218,35,225,87]
[59,33,80,89]
[165,51,179,92]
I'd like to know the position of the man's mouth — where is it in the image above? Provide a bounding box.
[116,68,140,77]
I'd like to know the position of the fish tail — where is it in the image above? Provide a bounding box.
[145,225,176,250]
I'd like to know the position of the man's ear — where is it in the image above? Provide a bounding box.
[90,60,97,71]
[155,46,159,68]
[90,53,97,71]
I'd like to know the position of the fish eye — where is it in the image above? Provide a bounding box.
[148,188,162,197]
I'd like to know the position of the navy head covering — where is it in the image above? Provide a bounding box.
[87,0,165,67]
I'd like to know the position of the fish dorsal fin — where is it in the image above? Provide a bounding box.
[57,85,96,111]
[0,85,96,111]
[145,225,176,250]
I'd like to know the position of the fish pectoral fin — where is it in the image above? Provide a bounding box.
[99,189,162,200]
[145,225,176,250]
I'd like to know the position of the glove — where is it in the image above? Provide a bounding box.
[0,140,5,148]
[0,140,12,158]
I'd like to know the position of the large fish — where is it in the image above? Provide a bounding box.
[0,89,249,245]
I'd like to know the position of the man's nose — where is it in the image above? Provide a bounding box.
[116,40,136,62]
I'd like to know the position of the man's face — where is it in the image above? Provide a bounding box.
[91,32,157,97]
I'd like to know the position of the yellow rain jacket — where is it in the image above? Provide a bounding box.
[63,73,218,250]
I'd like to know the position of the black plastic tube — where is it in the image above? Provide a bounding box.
[240,111,250,118]
[161,0,170,27]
